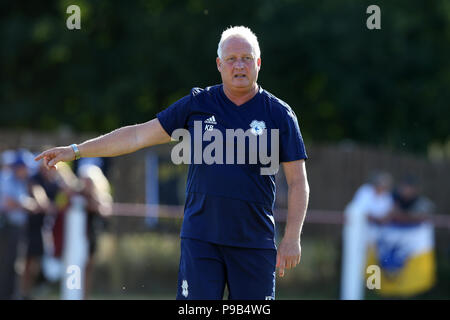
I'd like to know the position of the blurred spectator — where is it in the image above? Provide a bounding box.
[364,172,395,244]
[344,171,394,247]
[50,162,79,261]
[0,150,39,299]
[77,164,112,299]
[384,175,434,224]
[366,175,436,298]
[365,172,394,220]
[0,150,16,225]
[35,161,83,288]
[19,158,61,299]
[0,150,16,298]
[341,171,393,300]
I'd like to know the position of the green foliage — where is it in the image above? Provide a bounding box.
[1,0,449,154]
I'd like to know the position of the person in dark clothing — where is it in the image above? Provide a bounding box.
[376,175,434,225]
[0,152,39,299]
[20,161,60,299]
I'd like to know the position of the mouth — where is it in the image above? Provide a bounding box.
[233,73,247,79]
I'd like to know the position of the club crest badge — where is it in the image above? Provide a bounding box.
[250,120,266,136]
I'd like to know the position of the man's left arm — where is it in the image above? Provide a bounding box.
[277,159,309,277]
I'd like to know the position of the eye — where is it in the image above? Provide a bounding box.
[226,57,236,62]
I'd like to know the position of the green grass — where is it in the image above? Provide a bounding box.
[29,228,450,300]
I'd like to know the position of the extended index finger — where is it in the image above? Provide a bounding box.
[34,150,57,170]
[34,151,48,161]
[35,149,56,162]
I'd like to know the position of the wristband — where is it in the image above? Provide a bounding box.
[70,144,81,160]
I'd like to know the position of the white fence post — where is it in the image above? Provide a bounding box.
[340,201,369,300]
[61,195,88,300]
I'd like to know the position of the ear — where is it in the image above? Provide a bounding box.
[216,57,222,72]
[257,57,261,70]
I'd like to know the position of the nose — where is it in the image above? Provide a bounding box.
[234,59,245,69]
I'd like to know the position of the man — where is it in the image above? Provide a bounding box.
[385,176,434,224]
[35,26,309,300]
[0,150,16,299]
[0,151,40,299]
[340,171,393,300]
[21,158,60,299]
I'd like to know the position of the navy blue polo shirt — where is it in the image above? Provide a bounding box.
[157,84,307,249]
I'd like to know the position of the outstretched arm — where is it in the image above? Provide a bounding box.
[276,159,309,277]
[35,118,171,169]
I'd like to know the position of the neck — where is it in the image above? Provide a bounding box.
[222,84,259,106]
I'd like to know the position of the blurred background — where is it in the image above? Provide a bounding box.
[0,0,449,299]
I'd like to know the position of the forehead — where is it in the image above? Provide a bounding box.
[221,36,255,57]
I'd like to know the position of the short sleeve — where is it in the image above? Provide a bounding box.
[279,107,307,162]
[156,94,191,137]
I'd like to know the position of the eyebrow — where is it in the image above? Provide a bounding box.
[224,53,254,59]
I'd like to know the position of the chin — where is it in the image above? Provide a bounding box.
[231,80,250,88]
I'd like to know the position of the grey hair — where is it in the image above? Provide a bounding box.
[217,26,261,59]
